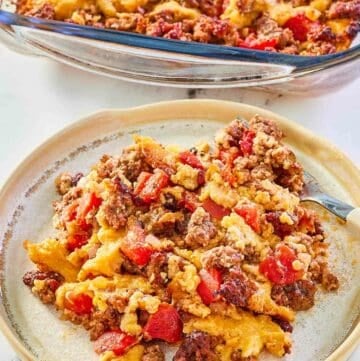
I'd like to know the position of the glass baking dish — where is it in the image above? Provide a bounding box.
[0,1,359,93]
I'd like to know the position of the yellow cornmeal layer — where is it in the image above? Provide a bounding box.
[184,309,291,360]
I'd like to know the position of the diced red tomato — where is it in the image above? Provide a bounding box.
[66,233,89,252]
[133,171,152,195]
[179,150,204,170]
[219,147,241,186]
[134,170,169,204]
[202,198,230,220]
[181,191,199,213]
[238,37,278,50]
[120,220,154,266]
[283,14,320,42]
[234,204,261,233]
[122,243,154,267]
[47,279,60,292]
[144,304,183,343]
[239,130,255,157]
[77,192,103,221]
[259,245,304,285]
[63,201,79,222]
[64,292,93,315]
[196,268,222,305]
[94,330,137,356]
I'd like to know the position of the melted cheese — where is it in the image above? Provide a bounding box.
[150,1,200,20]
[184,310,291,360]
[24,239,79,282]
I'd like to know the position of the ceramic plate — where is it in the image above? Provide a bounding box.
[0,100,359,361]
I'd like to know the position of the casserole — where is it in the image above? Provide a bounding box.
[0,0,359,92]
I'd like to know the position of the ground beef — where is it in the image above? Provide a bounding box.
[24,3,55,19]
[272,317,293,333]
[201,246,243,269]
[173,331,221,361]
[120,258,145,276]
[266,211,297,239]
[146,209,185,237]
[301,41,336,55]
[225,119,248,147]
[23,270,64,287]
[255,16,296,49]
[274,162,304,194]
[347,20,360,37]
[308,25,336,42]
[23,270,63,304]
[182,0,223,17]
[243,245,260,264]
[105,13,143,31]
[142,344,165,361]
[219,268,257,308]
[88,307,122,341]
[107,294,130,314]
[102,180,134,230]
[184,207,217,249]
[250,164,274,181]
[146,252,169,286]
[120,147,152,182]
[321,268,339,291]
[271,279,316,311]
[96,154,121,179]
[55,172,74,195]
[327,0,360,19]
[249,116,283,141]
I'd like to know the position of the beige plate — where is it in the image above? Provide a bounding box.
[0,100,359,361]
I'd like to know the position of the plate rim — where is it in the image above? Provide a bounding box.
[0,99,359,361]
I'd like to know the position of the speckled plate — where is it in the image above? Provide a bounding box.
[0,100,359,361]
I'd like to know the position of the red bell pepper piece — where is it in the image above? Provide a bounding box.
[64,292,93,315]
[180,191,199,213]
[197,268,222,305]
[179,150,204,170]
[134,170,169,204]
[120,220,154,266]
[66,233,89,252]
[238,38,277,50]
[144,304,183,343]
[219,147,241,186]
[202,198,230,220]
[77,192,103,220]
[259,244,304,285]
[239,130,255,157]
[94,330,137,356]
[133,171,152,195]
[234,203,261,233]
[283,14,319,42]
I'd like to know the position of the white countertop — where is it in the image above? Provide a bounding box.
[0,42,359,360]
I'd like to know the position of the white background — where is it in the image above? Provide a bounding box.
[0,42,359,360]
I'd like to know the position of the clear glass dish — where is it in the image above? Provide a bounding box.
[0,1,359,93]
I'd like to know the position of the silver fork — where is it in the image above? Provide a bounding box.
[301,171,359,225]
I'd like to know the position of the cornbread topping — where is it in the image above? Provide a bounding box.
[23,116,339,360]
[16,0,360,55]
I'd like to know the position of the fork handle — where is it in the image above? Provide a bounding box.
[309,194,355,221]
[346,208,360,231]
